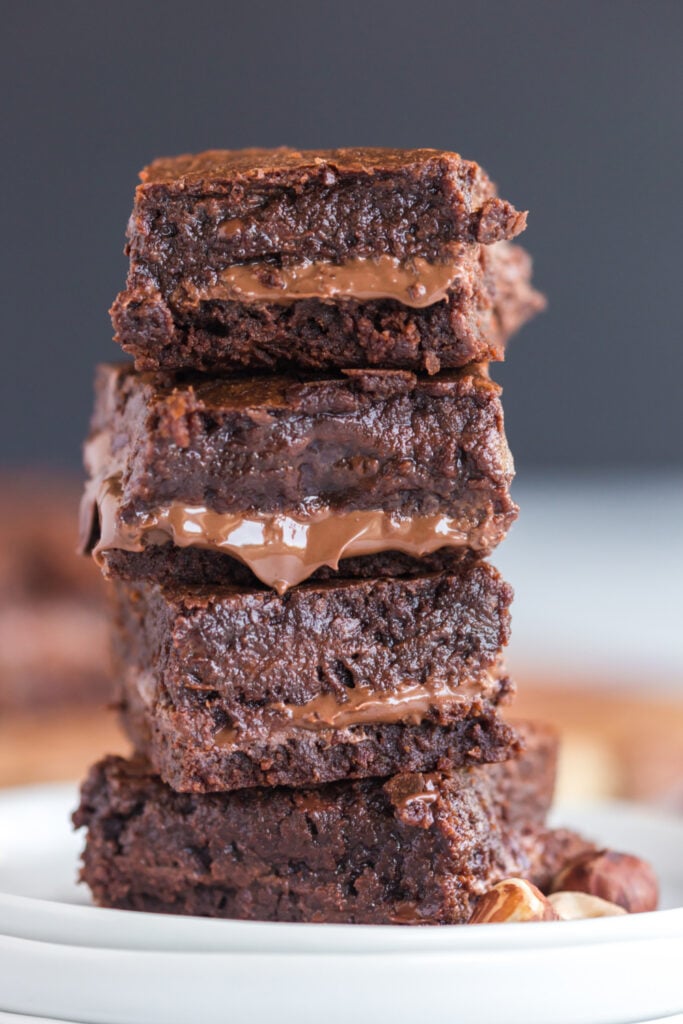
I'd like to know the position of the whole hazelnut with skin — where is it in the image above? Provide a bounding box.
[550,849,659,914]
[469,878,559,923]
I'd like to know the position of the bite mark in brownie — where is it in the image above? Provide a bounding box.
[81,364,517,591]
[74,723,588,925]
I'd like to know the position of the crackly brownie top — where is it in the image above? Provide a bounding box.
[141,147,496,189]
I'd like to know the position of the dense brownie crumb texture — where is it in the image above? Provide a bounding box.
[111,563,519,792]
[111,147,544,375]
[74,146,655,925]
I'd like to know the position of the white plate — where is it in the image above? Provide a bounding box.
[0,783,681,1024]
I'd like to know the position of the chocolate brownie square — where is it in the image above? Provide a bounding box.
[112,562,516,791]
[74,723,587,924]
[81,364,517,592]
[111,147,541,375]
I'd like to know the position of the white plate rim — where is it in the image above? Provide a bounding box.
[1,930,682,1024]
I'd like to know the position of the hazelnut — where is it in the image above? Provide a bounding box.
[469,878,559,923]
[550,849,658,914]
[549,891,627,920]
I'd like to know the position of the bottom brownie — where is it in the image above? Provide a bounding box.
[74,722,589,924]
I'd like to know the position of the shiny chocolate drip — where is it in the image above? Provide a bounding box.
[86,474,506,593]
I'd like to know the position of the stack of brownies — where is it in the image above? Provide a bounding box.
[75,148,585,923]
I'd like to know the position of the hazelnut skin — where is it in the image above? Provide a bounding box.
[550,849,658,913]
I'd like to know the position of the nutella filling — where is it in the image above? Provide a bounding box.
[86,475,504,593]
[212,672,503,750]
[177,248,475,310]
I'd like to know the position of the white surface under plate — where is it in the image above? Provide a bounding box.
[0,783,681,1024]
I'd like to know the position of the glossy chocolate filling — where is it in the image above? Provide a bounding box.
[175,248,476,310]
[84,474,506,593]
[212,670,505,749]
[131,665,506,750]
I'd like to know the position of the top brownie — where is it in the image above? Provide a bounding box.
[129,147,527,265]
[111,148,538,374]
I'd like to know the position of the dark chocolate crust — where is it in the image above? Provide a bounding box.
[74,724,577,925]
[112,565,517,791]
[112,242,544,376]
[83,365,517,570]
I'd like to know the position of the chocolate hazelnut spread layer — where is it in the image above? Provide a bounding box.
[90,483,507,593]
[111,147,541,374]
[99,543,476,590]
[112,564,516,790]
[176,251,474,309]
[81,364,517,591]
[212,671,506,747]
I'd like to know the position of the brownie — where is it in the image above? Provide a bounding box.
[111,563,516,791]
[122,146,527,270]
[0,474,111,713]
[74,723,578,925]
[112,241,544,375]
[81,364,517,592]
[112,148,533,375]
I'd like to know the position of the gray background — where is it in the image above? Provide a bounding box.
[1,0,681,474]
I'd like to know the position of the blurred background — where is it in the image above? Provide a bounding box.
[0,1,681,803]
